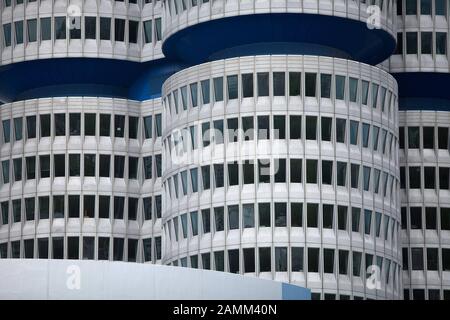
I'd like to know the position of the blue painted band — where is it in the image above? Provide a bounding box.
[162,13,396,65]
[0,57,186,103]
[394,72,450,111]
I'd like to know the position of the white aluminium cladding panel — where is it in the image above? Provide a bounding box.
[0,259,310,299]
[162,0,397,42]
[159,55,402,299]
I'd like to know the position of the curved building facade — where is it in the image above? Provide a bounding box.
[9,0,450,301]
[391,0,450,300]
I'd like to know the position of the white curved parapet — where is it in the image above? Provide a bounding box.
[0,259,311,300]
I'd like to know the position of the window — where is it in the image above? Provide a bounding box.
[40,17,51,41]
[213,77,223,102]
[24,239,33,259]
[12,199,21,223]
[243,248,255,273]
[406,0,417,14]
[348,209,360,234]
[14,117,22,141]
[1,202,8,225]
[228,162,238,186]
[349,77,358,102]
[27,19,37,42]
[372,126,379,151]
[438,127,449,149]
[113,238,124,261]
[412,248,424,270]
[289,72,301,96]
[289,115,301,139]
[409,166,421,189]
[54,16,66,40]
[259,203,270,227]
[39,155,50,178]
[273,72,285,96]
[24,157,34,181]
[306,159,317,184]
[214,207,224,232]
[323,204,334,229]
[321,117,332,141]
[421,32,432,54]
[213,251,224,271]
[324,249,334,273]
[12,158,21,182]
[128,116,138,139]
[361,80,369,105]
[52,237,64,259]
[257,116,269,140]
[320,74,331,98]
[128,20,138,44]
[441,208,450,230]
[423,127,434,149]
[83,195,95,218]
[306,116,317,140]
[68,154,80,177]
[213,120,223,144]
[40,114,50,137]
[336,162,347,187]
[426,207,437,230]
[258,159,270,184]
[25,197,34,221]
[243,204,254,228]
[128,157,138,180]
[36,238,48,259]
[155,18,162,41]
[114,19,125,42]
[214,164,224,188]
[201,79,210,104]
[143,20,152,43]
[100,17,111,40]
[308,248,319,272]
[291,203,302,227]
[242,116,254,141]
[436,32,447,55]
[82,237,94,260]
[305,73,317,97]
[26,116,36,139]
[424,167,435,189]
[54,155,65,177]
[198,166,210,191]
[68,195,79,218]
[443,249,450,271]
[242,73,253,98]
[406,32,418,54]
[84,154,95,177]
[128,197,138,220]
[114,156,125,178]
[98,196,110,219]
[363,166,371,191]
[201,209,210,234]
[307,203,318,228]
[54,114,65,136]
[84,16,96,40]
[259,247,271,272]
[350,120,359,145]
[98,155,110,178]
[364,209,372,235]
[98,237,109,261]
[275,203,287,227]
[113,196,124,220]
[274,247,287,272]
[68,237,79,259]
[322,160,332,185]
[3,23,11,47]
[336,119,346,143]
[227,118,238,143]
[290,159,302,183]
[273,115,285,139]
[427,248,438,271]
[335,75,345,100]
[114,115,125,138]
[436,0,447,15]
[39,196,49,219]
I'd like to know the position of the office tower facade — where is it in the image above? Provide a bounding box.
[392,0,450,300]
[159,1,402,300]
[4,0,449,301]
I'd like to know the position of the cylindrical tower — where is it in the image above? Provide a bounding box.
[160,0,402,299]
[0,0,183,264]
[391,0,450,300]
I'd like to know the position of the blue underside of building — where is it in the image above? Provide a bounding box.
[394,73,450,111]
[0,13,397,103]
[0,57,187,103]
[162,13,396,66]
